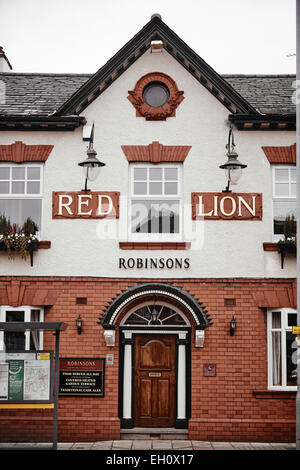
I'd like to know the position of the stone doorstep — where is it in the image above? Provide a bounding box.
[121,427,188,440]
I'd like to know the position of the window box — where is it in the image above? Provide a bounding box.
[0,214,46,266]
[0,235,39,266]
[277,214,296,268]
[277,240,296,269]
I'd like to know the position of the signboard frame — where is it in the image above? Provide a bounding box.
[59,357,105,397]
[0,350,54,404]
[0,322,68,451]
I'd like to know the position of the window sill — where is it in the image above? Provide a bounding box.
[253,390,296,399]
[263,242,278,252]
[119,242,191,250]
[263,241,296,268]
[37,241,51,249]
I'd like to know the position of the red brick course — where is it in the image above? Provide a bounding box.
[0,276,296,442]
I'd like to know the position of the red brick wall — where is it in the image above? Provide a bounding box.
[0,276,296,442]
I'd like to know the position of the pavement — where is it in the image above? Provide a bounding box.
[0,440,296,450]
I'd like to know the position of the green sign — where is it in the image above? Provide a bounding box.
[8,360,24,401]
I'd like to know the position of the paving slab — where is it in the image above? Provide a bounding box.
[211,442,234,450]
[92,441,113,450]
[72,442,94,450]
[57,442,74,450]
[171,440,193,449]
[269,443,296,450]
[191,441,213,450]
[230,442,254,450]
[132,440,152,450]
[152,439,172,449]
[112,440,133,450]
[249,443,274,450]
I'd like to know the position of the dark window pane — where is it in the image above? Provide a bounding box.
[286,331,297,386]
[288,313,297,327]
[142,82,169,108]
[5,311,25,351]
[0,199,41,228]
[131,200,179,234]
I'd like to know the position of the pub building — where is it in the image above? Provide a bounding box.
[0,15,297,443]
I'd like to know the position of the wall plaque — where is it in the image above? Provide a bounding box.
[192,192,262,220]
[52,191,119,219]
[204,363,216,377]
[59,358,105,397]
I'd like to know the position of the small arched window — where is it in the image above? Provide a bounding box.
[122,302,188,326]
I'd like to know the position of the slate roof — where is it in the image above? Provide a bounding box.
[0,71,296,117]
[0,73,91,115]
[223,75,296,115]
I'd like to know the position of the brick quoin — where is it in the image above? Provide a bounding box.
[0,276,296,443]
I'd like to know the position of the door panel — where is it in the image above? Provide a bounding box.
[134,335,176,427]
[140,379,152,417]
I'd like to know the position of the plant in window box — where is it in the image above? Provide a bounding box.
[277,214,297,268]
[0,215,39,261]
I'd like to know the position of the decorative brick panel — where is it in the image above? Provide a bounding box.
[127,72,184,120]
[0,280,62,306]
[0,141,54,163]
[121,141,191,163]
[251,285,296,309]
[262,143,296,164]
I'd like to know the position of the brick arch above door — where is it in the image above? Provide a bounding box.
[98,282,213,330]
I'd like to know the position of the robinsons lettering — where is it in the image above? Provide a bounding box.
[119,257,190,269]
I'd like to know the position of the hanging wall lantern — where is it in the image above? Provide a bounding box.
[220,127,247,192]
[78,123,106,191]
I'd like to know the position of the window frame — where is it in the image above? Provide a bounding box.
[272,165,296,241]
[129,162,183,242]
[0,306,44,351]
[0,163,44,238]
[267,308,297,391]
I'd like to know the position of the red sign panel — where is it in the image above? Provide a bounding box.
[52,191,119,219]
[191,192,262,220]
[59,358,104,371]
[59,357,105,397]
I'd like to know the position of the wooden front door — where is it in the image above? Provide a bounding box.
[134,335,176,427]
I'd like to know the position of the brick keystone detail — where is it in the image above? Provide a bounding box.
[0,141,54,163]
[251,286,296,309]
[0,280,61,307]
[127,72,184,120]
[262,143,296,165]
[121,141,191,163]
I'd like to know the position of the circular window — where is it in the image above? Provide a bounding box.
[142,82,170,108]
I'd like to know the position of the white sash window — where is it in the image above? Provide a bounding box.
[272,166,296,240]
[0,164,43,234]
[0,306,44,351]
[130,164,182,241]
[267,308,297,390]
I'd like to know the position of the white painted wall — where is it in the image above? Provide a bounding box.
[0,49,296,278]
